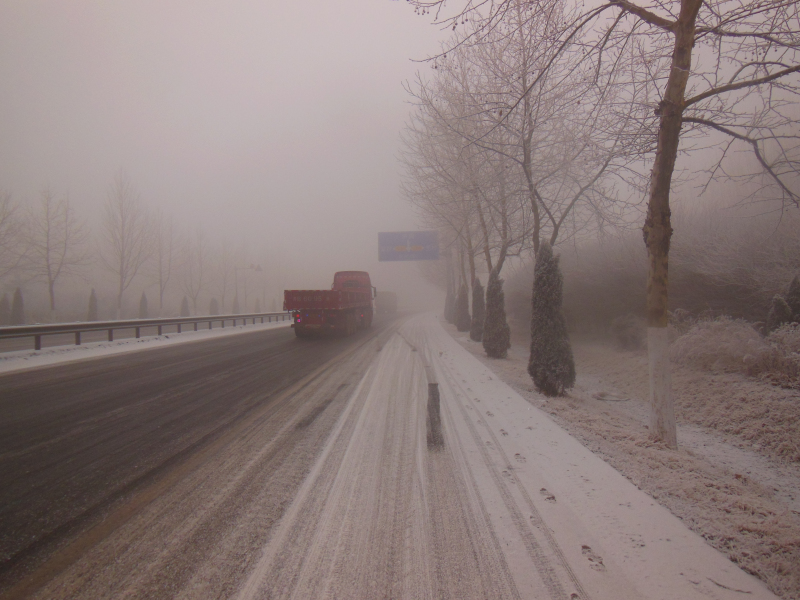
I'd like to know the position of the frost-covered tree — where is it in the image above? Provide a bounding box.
[180,229,207,315]
[10,287,24,325]
[26,189,90,321]
[209,297,220,315]
[102,171,153,319]
[410,0,800,448]
[766,295,793,334]
[138,292,148,319]
[528,242,575,396]
[152,210,177,314]
[0,192,24,280]
[455,283,471,332]
[470,277,485,342]
[180,296,190,317]
[483,270,510,358]
[0,293,10,326]
[87,288,98,321]
[786,275,800,321]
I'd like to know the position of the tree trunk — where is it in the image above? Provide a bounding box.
[117,279,124,320]
[48,280,56,322]
[464,223,477,289]
[643,0,701,449]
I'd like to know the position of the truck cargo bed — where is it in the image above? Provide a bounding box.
[283,289,371,311]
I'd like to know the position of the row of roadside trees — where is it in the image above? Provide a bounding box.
[403,0,800,447]
[0,171,274,324]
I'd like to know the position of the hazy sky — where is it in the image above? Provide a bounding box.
[0,1,447,296]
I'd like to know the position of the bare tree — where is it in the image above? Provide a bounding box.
[102,171,153,319]
[152,209,177,315]
[25,188,91,321]
[180,229,208,315]
[408,0,800,448]
[213,240,236,313]
[0,191,24,280]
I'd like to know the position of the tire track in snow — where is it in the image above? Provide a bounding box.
[416,316,590,600]
[16,323,397,600]
[236,327,523,599]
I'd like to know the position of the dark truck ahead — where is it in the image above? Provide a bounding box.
[283,271,375,337]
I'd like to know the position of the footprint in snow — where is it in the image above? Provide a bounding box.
[540,488,556,503]
[581,545,605,572]
[500,429,508,436]
[486,411,494,417]
[514,453,526,463]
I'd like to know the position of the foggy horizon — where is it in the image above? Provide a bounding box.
[0,1,449,313]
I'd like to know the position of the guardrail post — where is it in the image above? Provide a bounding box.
[177,324,182,333]
[108,329,113,342]
[75,332,81,345]
[194,322,198,331]
[158,325,162,335]
[135,327,140,339]
[208,321,212,330]
[35,335,42,351]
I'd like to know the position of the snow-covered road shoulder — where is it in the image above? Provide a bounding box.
[417,313,777,600]
[0,319,292,375]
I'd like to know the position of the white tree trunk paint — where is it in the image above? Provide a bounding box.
[648,327,677,448]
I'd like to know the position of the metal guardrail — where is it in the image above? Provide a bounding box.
[0,311,292,351]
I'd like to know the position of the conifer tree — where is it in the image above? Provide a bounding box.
[209,298,220,315]
[138,292,149,319]
[10,287,24,325]
[482,271,510,358]
[528,242,575,396]
[470,278,485,342]
[786,275,800,322]
[180,296,190,317]
[87,288,98,321]
[455,283,471,332]
[766,295,793,333]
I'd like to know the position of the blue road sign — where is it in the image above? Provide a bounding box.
[378,231,439,261]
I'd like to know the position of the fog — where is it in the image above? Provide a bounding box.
[0,1,447,317]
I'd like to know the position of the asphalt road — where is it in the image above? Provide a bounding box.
[0,317,400,598]
[0,313,775,600]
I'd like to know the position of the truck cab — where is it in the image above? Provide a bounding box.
[332,271,373,292]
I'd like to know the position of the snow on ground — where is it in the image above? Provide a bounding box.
[420,313,778,599]
[0,319,293,376]
[444,319,800,600]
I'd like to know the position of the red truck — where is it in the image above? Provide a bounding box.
[284,271,375,337]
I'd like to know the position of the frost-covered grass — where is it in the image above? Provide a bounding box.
[450,324,800,599]
[669,317,800,463]
[671,317,800,388]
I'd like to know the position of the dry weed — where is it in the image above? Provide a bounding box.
[672,318,800,388]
